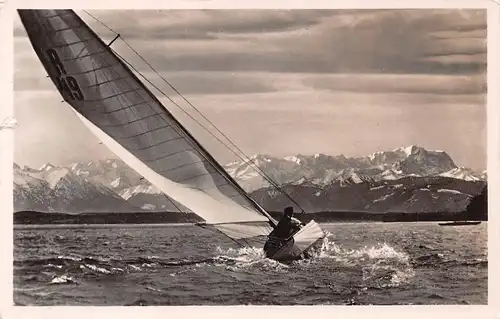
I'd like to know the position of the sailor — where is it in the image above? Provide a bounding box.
[270,206,303,239]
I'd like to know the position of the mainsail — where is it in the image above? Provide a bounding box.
[19,9,275,240]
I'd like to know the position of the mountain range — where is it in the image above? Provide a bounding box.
[13,145,486,214]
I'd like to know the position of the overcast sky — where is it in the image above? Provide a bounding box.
[14,9,486,170]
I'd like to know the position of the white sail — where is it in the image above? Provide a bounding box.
[19,9,273,239]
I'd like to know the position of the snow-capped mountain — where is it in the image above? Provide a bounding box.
[13,145,486,214]
[13,163,139,213]
[439,167,484,182]
[251,175,485,214]
[118,184,185,211]
[65,159,144,192]
[224,145,479,191]
[14,165,54,212]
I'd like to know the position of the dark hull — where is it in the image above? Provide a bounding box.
[438,221,482,226]
[263,220,325,262]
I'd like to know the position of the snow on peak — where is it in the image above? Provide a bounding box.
[481,170,487,179]
[337,172,373,187]
[350,173,364,184]
[292,177,307,185]
[44,167,72,189]
[225,160,239,166]
[392,145,423,156]
[437,188,467,196]
[395,145,421,156]
[141,203,157,210]
[75,169,90,177]
[403,145,417,156]
[284,155,302,165]
[369,151,383,161]
[119,184,161,200]
[247,154,272,163]
[39,163,55,171]
[440,167,482,181]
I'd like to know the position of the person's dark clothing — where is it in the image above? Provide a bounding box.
[270,214,302,239]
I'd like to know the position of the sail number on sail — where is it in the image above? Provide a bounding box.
[46,48,84,100]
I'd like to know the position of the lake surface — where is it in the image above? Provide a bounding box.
[13,222,487,305]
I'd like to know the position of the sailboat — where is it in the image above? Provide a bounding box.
[438,221,482,226]
[18,9,326,262]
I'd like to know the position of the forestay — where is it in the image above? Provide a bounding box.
[19,9,274,240]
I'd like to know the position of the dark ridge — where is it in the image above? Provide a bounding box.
[13,211,204,225]
[14,186,487,226]
[465,185,487,214]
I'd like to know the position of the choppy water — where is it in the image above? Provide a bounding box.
[14,222,487,306]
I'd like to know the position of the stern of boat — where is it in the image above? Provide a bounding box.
[265,220,325,262]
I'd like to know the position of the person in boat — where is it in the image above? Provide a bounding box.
[269,206,304,239]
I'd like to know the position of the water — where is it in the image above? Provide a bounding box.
[13,222,487,306]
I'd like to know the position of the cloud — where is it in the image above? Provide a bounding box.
[105,9,485,76]
[269,9,486,75]
[13,9,486,172]
[15,9,486,76]
[13,9,333,40]
[14,22,485,96]
[15,89,486,170]
[81,9,332,39]
[14,63,485,96]
[303,73,486,95]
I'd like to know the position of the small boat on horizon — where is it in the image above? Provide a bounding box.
[438,221,482,226]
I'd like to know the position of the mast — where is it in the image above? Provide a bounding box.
[68,12,276,225]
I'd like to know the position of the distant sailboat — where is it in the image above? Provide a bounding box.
[18,9,325,262]
[438,221,482,226]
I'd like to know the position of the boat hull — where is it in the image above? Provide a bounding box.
[264,220,325,262]
[439,221,482,226]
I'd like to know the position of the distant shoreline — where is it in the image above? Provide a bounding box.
[13,220,487,231]
[13,209,487,225]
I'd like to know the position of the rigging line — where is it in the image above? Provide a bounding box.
[112,48,305,214]
[162,196,187,216]
[74,13,253,241]
[82,10,306,214]
[78,11,275,223]
[118,36,304,211]
[80,11,295,210]
[74,11,204,220]
[67,51,186,215]
[111,49,277,224]
[93,58,186,216]
[82,57,242,242]
[82,10,119,35]
[79,10,287,189]
[196,223,245,248]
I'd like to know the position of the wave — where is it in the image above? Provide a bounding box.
[313,236,415,288]
[210,234,416,288]
[410,253,487,268]
[50,275,78,285]
[14,232,485,291]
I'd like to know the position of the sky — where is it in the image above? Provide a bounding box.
[14,9,487,170]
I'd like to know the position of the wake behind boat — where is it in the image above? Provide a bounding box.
[18,9,325,262]
[438,221,482,226]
